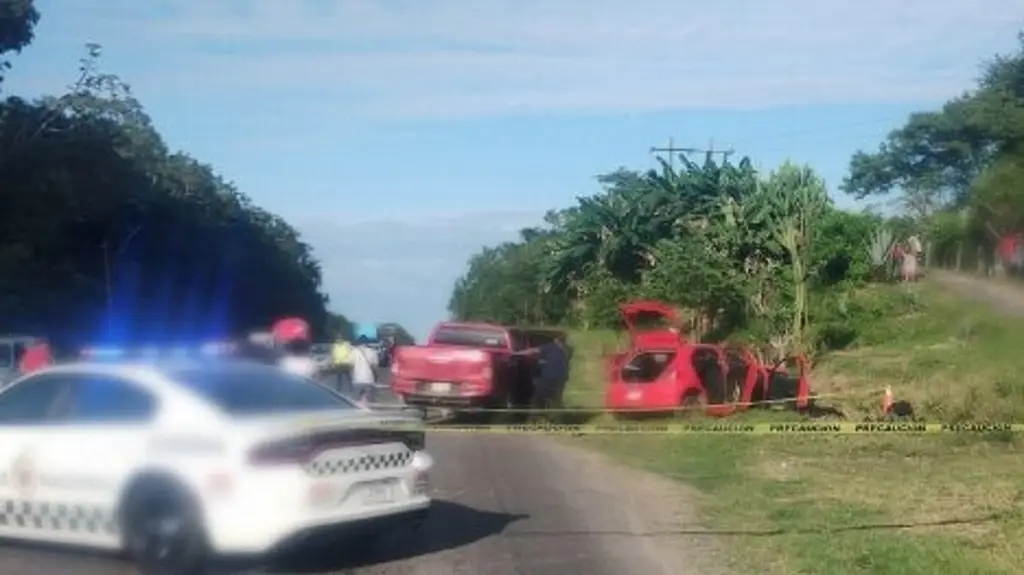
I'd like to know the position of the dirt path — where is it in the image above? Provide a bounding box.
[928,269,1024,316]
[0,434,723,575]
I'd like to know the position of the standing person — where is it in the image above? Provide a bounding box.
[899,236,919,283]
[1012,234,1024,277]
[17,339,53,375]
[271,317,318,378]
[279,338,317,378]
[906,234,922,282]
[548,335,573,409]
[515,334,573,413]
[378,335,396,369]
[351,336,380,405]
[330,337,355,394]
[891,242,905,282]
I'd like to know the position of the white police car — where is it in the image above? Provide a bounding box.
[0,346,433,574]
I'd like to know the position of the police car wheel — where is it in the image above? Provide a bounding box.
[123,483,208,575]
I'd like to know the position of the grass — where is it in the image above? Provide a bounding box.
[565,281,1024,575]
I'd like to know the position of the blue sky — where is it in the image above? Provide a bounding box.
[5,0,1024,339]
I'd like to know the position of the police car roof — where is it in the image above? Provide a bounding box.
[67,357,284,379]
[76,355,250,367]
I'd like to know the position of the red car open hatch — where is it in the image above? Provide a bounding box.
[620,300,681,349]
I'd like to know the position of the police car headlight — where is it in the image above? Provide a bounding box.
[411,451,432,471]
[410,452,432,495]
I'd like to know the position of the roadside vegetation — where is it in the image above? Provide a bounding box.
[571,283,1024,575]
[446,30,1024,575]
[448,33,1024,359]
[0,2,359,345]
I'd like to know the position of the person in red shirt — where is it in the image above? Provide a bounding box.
[892,244,904,261]
[18,340,53,374]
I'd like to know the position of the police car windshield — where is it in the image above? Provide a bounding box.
[166,364,357,415]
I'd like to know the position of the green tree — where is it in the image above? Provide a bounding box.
[968,155,1024,239]
[841,33,1024,205]
[0,0,39,87]
[0,42,332,343]
[839,30,1024,277]
[448,151,871,353]
[446,37,1024,349]
[449,227,569,327]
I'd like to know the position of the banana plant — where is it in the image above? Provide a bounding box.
[867,227,896,279]
[749,163,830,351]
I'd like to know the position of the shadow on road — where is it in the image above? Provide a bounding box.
[258,499,527,574]
[0,502,525,575]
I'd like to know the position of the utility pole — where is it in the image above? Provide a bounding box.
[650,138,701,169]
[705,138,735,164]
[650,138,735,166]
[102,241,112,329]
[101,224,144,330]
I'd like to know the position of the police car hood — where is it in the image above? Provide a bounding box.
[236,408,424,443]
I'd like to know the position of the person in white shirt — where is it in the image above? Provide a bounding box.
[278,339,318,378]
[902,235,922,282]
[279,353,317,378]
[267,318,319,378]
[351,337,379,404]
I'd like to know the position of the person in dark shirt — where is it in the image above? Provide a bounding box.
[516,334,573,410]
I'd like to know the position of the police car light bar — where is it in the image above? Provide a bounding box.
[200,342,233,356]
[83,346,124,359]
[81,342,236,360]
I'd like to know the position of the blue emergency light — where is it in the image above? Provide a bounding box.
[85,346,125,359]
[81,342,235,361]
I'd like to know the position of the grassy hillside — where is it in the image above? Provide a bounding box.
[567,282,1024,575]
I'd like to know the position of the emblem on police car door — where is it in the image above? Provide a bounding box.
[10,450,38,497]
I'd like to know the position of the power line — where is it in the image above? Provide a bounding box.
[647,115,904,163]
[650,138,735,166]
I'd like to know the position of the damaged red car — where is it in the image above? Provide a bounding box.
[604,300,811,417]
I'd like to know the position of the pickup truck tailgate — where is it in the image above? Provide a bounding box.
[393,346,495,393]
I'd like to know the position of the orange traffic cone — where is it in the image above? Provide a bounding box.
[881,386,894,414]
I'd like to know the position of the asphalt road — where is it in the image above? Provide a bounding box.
[0,374,720,574]
[0,433,716,575]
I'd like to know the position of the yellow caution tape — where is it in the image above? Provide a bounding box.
[398,422,1023,435]
[364,387,889,413]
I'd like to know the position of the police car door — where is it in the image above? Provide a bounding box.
[30,371,157,547]
[0,372,74,543]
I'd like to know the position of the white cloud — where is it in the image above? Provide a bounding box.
[298,210,544,338]
[28,0,1024,120]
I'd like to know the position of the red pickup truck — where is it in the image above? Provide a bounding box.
[390,321,561,410]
